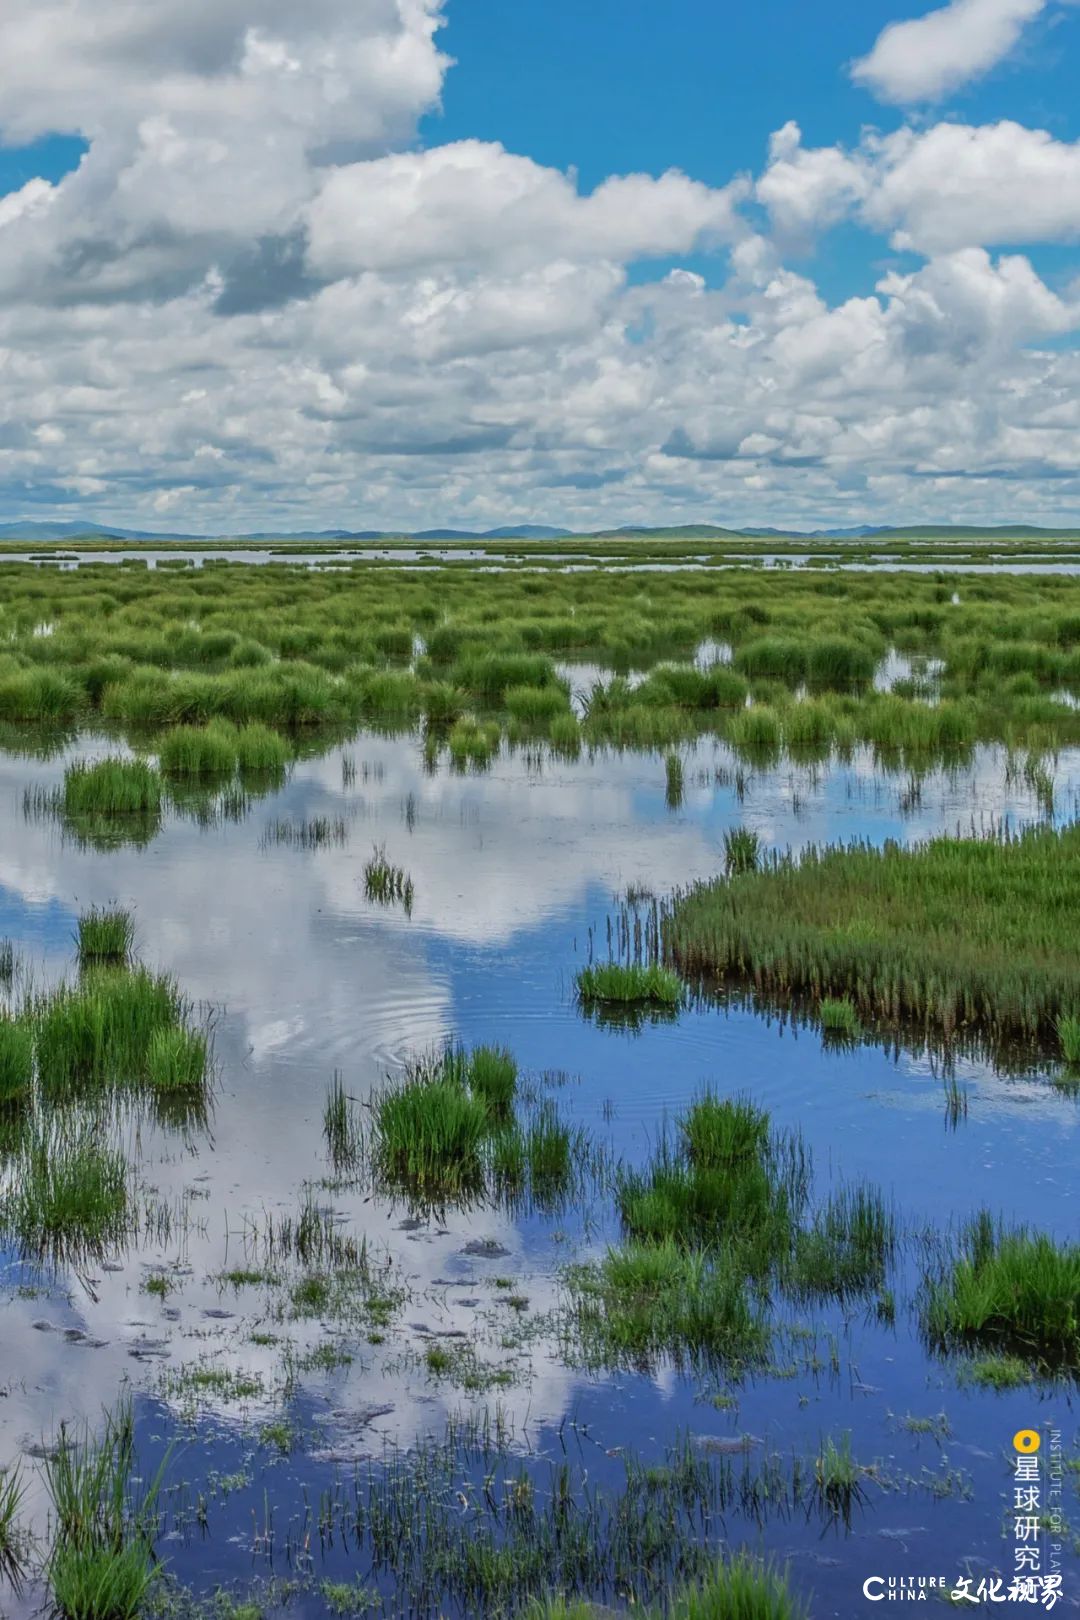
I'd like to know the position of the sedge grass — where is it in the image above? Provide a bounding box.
[33,968,184,1096]
[76,906,135,969]
[0,1015,33,1108]
[62,759,162,818]
[0,1463,26,1586]
[157,722,237,778]
[372,1072,490,1201]
[145,1025,209,1094]
[576,961,682,1008]
[0,1115,129,1258]
[43,1400,167,1620]
[923,1215,1080,1370]
[363,845,415,911]
[665,821,1080,1049]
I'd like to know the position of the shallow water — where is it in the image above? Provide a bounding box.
[2,730,1080,1616]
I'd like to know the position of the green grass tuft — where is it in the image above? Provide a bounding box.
[576,962,682,1007]
[76,907,135,969]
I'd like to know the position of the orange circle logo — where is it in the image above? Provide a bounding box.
[1013,1430,1041,1454]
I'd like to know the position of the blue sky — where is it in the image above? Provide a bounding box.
[0,0,1079,533]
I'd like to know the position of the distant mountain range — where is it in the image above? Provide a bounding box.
[1,519,1077,543]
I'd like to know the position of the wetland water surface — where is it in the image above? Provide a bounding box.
[2,729,1079,1617]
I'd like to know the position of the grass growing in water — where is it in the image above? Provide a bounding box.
[819,997,861,1039]
[665,822,1080,1050]
[43,1401,167,1620]
[1058,1014,1080,1067]
[372,1066,490,1201]
[0,1115,129,1259]
[923,1214,1080,1371]
[145,1026,209,1093]
[62,759,161,817]
[76,907,135,969]
[363,845,415,911]
[576,962,682,1008]
[33,967,185,1096]
[0,1015,33,1108]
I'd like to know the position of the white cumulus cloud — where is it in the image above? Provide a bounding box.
[852,0,1047,104]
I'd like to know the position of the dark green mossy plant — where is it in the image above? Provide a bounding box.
[76,906,135,969]
[665,822,1080,1050]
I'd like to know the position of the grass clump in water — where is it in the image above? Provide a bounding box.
[145,1026,209,1094]
[665,822,1080,1052]
[158,722,237,779]
[43,1401,166,1620]
[363,845,415,911]
[723,827,760,876]
[63,759,162,818]
[576,962,682,1008]
[0,1116,129,1259]
[569,1239,769,1371]
[465,1045,518,1119]
[924,1213,1080,1371]
[1058,1013,1080,1068]
[818,997,861,1040]
[0,1015,34,1109]
[372,1063,490,1201]
[33,968,183,1096]
[76,907,135,969]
